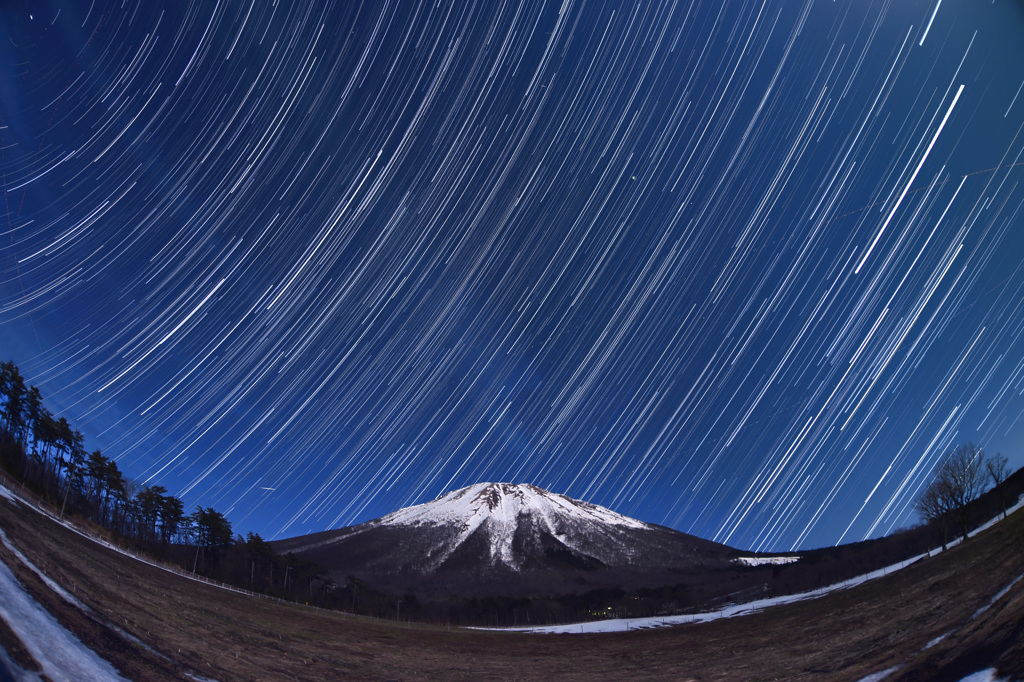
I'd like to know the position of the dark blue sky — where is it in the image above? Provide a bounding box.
[3,0,1024,551]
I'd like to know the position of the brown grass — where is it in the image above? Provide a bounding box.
[0,489,1021,681]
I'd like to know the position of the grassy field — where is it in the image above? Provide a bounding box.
[0,485,1021,681]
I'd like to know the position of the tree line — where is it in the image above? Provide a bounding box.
[0,359,327,604]
[916,442,1012,548]
[3,359,1019,625]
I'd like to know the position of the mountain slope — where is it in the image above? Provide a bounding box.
[274,482,738,597]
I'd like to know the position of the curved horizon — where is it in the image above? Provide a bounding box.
[3,0,1024,552]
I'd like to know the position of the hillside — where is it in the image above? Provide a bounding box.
[0,478,1022,680]
[272,475,1024,626]
[273,482,739,599]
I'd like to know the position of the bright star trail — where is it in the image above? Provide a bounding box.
[3,1,1024,552]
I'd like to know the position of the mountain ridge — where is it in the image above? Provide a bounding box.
[274,481,738,598]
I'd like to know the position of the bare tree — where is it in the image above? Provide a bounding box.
[917,443,988,546]
[917,469,955,549]
[986,452,1011,519]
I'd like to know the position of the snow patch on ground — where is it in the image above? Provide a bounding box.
[484,494,1024,634]
[0,527,89,611]
[733,556,799,566]
[0,478,265,598]
[0,644,40,681]
[856,666,901,681]
[0,554,126,681]
[968,493,1024,537]
[0,478,294,679]
[861,666,1009,682]
[0,482,19,502]
[957,669,1010,682]
[494,550,932,633]
[970,573,1023,621]
[0,525,185,667]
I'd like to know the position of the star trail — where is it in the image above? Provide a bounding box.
[3,0,1024,552]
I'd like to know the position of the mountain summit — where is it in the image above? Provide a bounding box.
[369,482,651,572]
[275,483,738,598]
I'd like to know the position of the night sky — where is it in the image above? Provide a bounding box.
[3,0,1024,552]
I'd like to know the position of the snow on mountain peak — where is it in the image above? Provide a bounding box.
[378,482,649,530]
[372,482,650,571]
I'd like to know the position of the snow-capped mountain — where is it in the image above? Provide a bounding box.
[373,482,651,572]
[274,483,738,598]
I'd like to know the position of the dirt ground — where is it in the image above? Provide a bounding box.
[0,487,1021,681]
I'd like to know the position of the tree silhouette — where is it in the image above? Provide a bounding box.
[0,361,27,441]
[60,440,86,519]
[243,532,276,589]
[85,450,111,521]
[136,485,168,544]
[917,443,988,545]
[30,408,58,482]
[1,358,332,611]
[985,452,1010,519]
[160,495,185,544]
[191,506,233,572]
